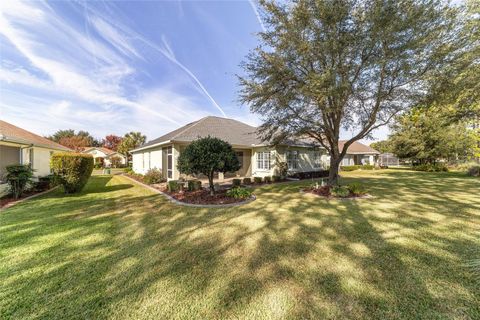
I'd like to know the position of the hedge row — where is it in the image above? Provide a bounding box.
[50,153,94,193]
[340,165,374,171]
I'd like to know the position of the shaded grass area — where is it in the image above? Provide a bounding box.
[0,170,479,319]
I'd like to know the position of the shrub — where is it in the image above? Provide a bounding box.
[253,176,263,184]
[413,163,448,172]
[51,153,94,193]
[264,176,272,183]
[168,180,180,192]
[272,175,281,182]
[341,165,374,171]
[4,165,34,199]
[143,168,164,184]
[123,166,133,173]
[467,165,480,177]
[187,180,202,191]
[289,170,329,179]
[331,185,350,198]
[35,175,56,191]
[226,187,253,199]
[243,177,252,185]
[348,182,366,196]
[232,178,242,187]
[94,163,103,169]
[276,161,288,178]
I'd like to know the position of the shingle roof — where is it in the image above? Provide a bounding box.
[339,140,380,154]
[0,120,71,151]
[136,116,264,150]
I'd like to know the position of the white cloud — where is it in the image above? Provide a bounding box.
[248,0,266,32]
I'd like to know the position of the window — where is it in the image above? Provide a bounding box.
[314,151,322,168]
[287,150,299,170]
[256,151,271,170]
[236,151,243,169]
[167,146,173,179]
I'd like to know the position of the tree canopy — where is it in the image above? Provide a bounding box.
[117,132,146,158]
[239,0,462,184]
[177,137,240,195]
[102,134,123,151]
[48,129,101,151]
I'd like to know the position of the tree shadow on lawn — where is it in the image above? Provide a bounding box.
[1,172,479,319]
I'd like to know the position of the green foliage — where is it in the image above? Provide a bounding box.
[226,187,253,199]
[272,175,281,182]
[232,179,241,187]
[370,141,393,154]
[253,177,263,184]
[50,153,94,193]
[187,180,202,191]
[143,169,164,184]
[94,163,103,169]
[4,165,34,199]
[238,0,460,186]
[467,165,480,177]
[341,165,374,171]
[35,175,56,191]
[331,186,350,198]
[348,183,367,196]
[177,136,240,194]
[413,163,448,172]
[263,176,271,183]
[117,132,147,158]
[167,180,180,192]
[242,177,252,185]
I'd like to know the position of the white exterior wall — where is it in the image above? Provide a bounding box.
[251,147,276,177]
[21,146,61,177]
[132,147,163,175]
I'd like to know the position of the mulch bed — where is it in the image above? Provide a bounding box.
[302,186,369,199]
[0,188,50,209]
[163,188,248,205]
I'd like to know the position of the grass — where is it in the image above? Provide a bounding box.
[1,169,479,319]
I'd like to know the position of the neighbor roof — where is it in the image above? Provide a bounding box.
[82,147,124,156]
[339,140,380,154]
[0,120,71,151]
[132,116,264,151]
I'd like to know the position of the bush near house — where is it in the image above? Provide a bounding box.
[143,169,164,184]
[232,178,241,187]
[289,170,329,179]
[253,177,263,184]
[467,165,480,177]
[4,165,34,199]
[226,187,253,199]
[187,180,202,191]
[272,175,281,182]
[50,153,94,193]
[168,180,180,192]
[412,163,448,172]
[340,165,374,171]
[242,177,252,185]
[264,176,272,183]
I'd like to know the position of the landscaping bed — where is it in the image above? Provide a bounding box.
[302,182,370,199]
[163,188,253,205]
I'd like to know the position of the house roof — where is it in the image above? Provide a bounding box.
[0,120,71,151]
[339,140,380,154]
[82,147,125,157]
[133,116,265,151]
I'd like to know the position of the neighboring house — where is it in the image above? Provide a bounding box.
[338,140,380,166]
[81,147,127,167]
[0,120,71,181]
[130,116,378,181]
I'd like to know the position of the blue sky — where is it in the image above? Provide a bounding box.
[0,0,387,143]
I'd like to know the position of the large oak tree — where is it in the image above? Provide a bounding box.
[239,0,461,184]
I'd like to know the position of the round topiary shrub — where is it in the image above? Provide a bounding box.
[50,152,94,193]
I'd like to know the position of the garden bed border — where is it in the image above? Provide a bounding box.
[300,188,373,200]
[122,174,256,208]
[0,186,60,211]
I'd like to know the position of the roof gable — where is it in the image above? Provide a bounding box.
[339,140,380,154]
[0,120,71,151]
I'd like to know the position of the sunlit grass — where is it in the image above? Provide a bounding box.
[0,170,479,319]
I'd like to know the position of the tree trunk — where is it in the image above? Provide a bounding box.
[328,153,341,186]
[208,173,215,196]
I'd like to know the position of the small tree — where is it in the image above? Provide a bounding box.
[177,137,240,195]
[51,153,94,193]
[4,165,34,199]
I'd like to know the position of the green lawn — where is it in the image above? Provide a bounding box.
[1,170,479,319]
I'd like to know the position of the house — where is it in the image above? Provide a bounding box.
[130,116,379,181]
[339,140,380,166]
[81,147,127,167]
[0,120,71,181]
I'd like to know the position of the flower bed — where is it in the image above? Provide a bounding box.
[163,188,251,205]
[302,183,370,199]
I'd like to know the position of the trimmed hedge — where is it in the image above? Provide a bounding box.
[289,170,329,179]
[187,180,202,191]
[264,176,272,183]
[340,165,374,171]
[243,177,252,185]
[253,177,263,184]
[168,180,180,192]
[412,163,448,172]
[51,153,94,193]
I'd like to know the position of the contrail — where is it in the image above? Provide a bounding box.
[248,0,266,32]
